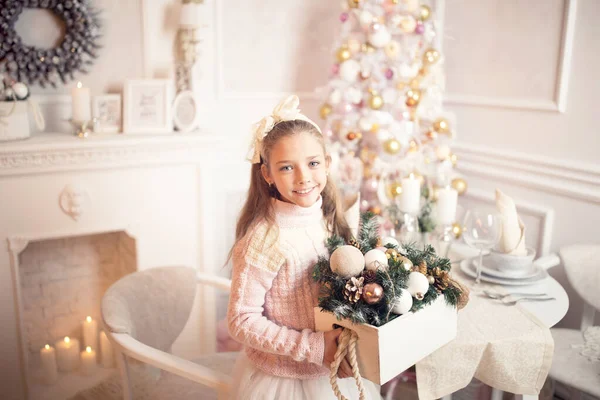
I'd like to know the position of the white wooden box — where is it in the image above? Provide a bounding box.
[0,101,30,142]
[314,296,457,385]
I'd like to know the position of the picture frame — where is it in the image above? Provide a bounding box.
[92,94,121,134]
[123,79,173,134]
[172,90,200,133]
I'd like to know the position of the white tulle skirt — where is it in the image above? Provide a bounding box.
[230,352,382,400]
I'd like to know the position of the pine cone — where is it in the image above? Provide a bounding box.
[416,260,428,275]
[344,276,365,304]
[431,267,450,292]
[349,238,361,250]
[362,270,378,284]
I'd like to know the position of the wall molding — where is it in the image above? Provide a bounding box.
[462,188,555,257]
[453,142,600,205]
[443,0,577,113]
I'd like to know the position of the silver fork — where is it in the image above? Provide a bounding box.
[483,290,547,300]
[502,297,556,306]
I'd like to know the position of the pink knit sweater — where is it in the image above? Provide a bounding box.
[227,197,330,379]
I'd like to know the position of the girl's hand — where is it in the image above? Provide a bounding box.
[323,328,353,379]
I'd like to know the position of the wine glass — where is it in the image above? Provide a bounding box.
[462,209,502,285]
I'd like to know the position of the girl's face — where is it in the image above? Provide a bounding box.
[262,131,330,208]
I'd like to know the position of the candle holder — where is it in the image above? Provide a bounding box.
[399,211,421,245]
[69,118,96,138]
[436,223,454,258]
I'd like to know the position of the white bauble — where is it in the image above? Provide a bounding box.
[339,60,361,83]
[345,87,363,104]
[359,10,374,27]
[376,129,392,142]
[13,82,29,100]
[398,63,419,79]
[328,90,342,105]
[364,249,388,271]
[359,117,374,131]
[381,236,400,249]
[407,272,430,297]
[330,245,365,278]
[382,87,398,104]
[368,26,391,48]
[436,145,451,160]
[392,288,413,314]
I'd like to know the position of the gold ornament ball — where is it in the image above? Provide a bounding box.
[387,182,403,198]
[450,153,458,167]
[406,89,421,107]
[432,118,450,133]
[336,47,352,62]
[452,222,463,239]
[369,94,384,109]
[423,48,441,65]
[348,0,361,8]
[398,255,413,271]
[319,104,333,119]
[383,138,401,155]
[451,177,468,195]
[368,206,382,215]
[419,5,431,21]
[362,283,384,304]
[370,123,380,133]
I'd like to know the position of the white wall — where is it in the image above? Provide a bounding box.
[24,0,600,331]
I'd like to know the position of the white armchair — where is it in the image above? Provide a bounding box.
[549,244,600,399]
[100,266,238,400]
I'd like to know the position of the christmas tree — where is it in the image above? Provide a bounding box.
[319,0,467,240]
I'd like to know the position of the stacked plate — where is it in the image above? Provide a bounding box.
[459,256,548,286]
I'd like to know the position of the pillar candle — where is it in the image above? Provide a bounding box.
[436,187,458,225]
[40,344,58,384]
[82,316,98,351]
[99,331,115,368]
[81,346,97,376]
[71,81,91,122]
[399,173,421,214]
[55,336,80,372]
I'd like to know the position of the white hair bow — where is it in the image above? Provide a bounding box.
[247,95,322,164]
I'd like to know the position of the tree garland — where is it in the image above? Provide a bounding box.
[0,0,102,88]
[313,212,465,327]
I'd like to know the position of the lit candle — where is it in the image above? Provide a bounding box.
[71,81,91,122]
[40,344,58,384]
[436,187,458,225]
[55,336,80,372]
[82,316,98,350]
[99,331,114,368]
[399,173,421,214]
[81,346,97,376]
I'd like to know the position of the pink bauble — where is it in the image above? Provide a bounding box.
[415,22,425,34]
[340,12,349,22]
[331,64,340,75]
[385,68,394,79]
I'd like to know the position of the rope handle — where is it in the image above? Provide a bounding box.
[329,328,367,400]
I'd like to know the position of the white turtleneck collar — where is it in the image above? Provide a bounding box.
[272,196,324,229]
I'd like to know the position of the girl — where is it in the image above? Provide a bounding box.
[227,95,381,399]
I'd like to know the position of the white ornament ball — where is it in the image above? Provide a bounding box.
[13,82,29,100]
[392,288,413,314]
[359,10,374,27]
[436,145,451,160]
[328,90,342,105]
[368,26,391,48]
[330,245,365,278]
[364,249,388,271]
[398,63,420,79]
[407,272,430,297]
[382,87,399,104]
[381,236,400,249]
[359,117,374,131]
[339,60,361,83]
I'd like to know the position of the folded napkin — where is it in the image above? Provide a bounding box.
[495,190,527,255]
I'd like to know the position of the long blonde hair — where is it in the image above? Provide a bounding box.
[227,120,352,263]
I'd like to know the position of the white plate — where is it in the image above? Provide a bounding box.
[460,259,548,286]
[471,257,543,280]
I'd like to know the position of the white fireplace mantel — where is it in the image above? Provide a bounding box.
[0,132,225,400]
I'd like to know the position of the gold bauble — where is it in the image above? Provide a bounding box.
[406,89,421,107]
[423,48,440,65]
[452,222,463,239]
[397,255,413,271]
[408,140,420,154]
[319,104,333,119]
[370,123,380,133]
[369,94,384,110]
[419,5,431,21]
[336,47,352,62]
[383,138,401,155]
[368,206,382,215]
[450,153,458,167]
[451,177,468,195]
[432,118,450,133]
[348,0,361,8]
[387,182,403,198]
[409,78,421,89]
[396,81,407,90]
[361,43,376,53]
[362,283,384,304]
